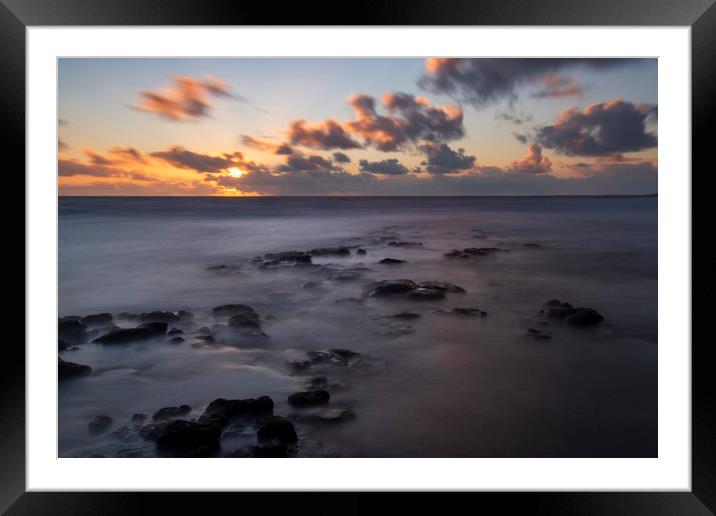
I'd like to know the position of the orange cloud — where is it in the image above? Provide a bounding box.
[508,144,552,175]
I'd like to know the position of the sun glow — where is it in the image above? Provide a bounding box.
[228,167,245,177]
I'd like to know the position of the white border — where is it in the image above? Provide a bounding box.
[27,27,691,491]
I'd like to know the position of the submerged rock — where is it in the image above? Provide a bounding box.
[383,312,422,320]
[527,328,551,339]
[88,415,113,435]
[366,279,465,300]
[416,281,466,293]
[168,336,185,344]
[330,270,363,281]
[92,325,165,345]
[366,279,417,297]
[153,405,192,421]
[80,313,113,327]
[435,307,487,317]
[140,419,221,456]
[288,389,330,407]
[356,248,367,255]
[167,328,183,336]
[58,319,88,344]
[379,258,406,264]
[131,414,148,424]
[212,304,258,318]
[540,300,604,326]
[58,357,91,379]
[256,416,298,445]
[309,246,351,257]
[408,287,445,301]
[140,311,180,324]
[138,321,168,333]
[444,247,510,258]
[206,264,242,274]
[262,251,312,264]
[387,241,423,247]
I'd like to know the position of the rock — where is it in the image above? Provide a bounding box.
[416,281,466,293]
[307,349,360,367]
[288,390,330,407]
[167,328,183,336]
[88,415,113,435]
[212,304,258,319]
[379,258,406,264]
[356,248,367,255]
[92,326,165,345]
[153,405,192,421]
[140,311,180,324]
[305,375,328,390]
[58,357,91,379]
[168,336,185,344]
[444,247,509,258]
[540,300,604,326]
[330,270,364,281]
[178,310,194,320]
[384,312,422,320]
[227,314,261,330]
[58,339,69,351]
[206,264,242,274]
[408,288,445,301]
[302,280,323,289]
[527,328,551,339]
[436,307,487,317]
[199,396,274,428]
[256,416,298,445]
[263,251,312,264]
[366,279,417,297]
[59,315,81,323]
[138,321,168,334]
[140,419,221,455]
[196,326,212,335]
[288,359,312,371]
[80,313,113,327]
[387,241,423,247]
[58,319,88,344]
[131,413,147,424]
[309,246,351,257]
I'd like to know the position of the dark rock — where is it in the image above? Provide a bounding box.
[408,288,445,301]
[167,328,183,336]
[306,375,328,390]
[436,307,487,317]
[140,311,180,324]
[138,321,168,334]
[153,405,192,421]
[527,328,551,339]
[58,339,69,351]
[58,319,88,344]
[256,416,298,445]
[540,300,604,326]
[178,310,194,320]
[59,315,82,323]
[195,335,215,343]
[88,415,113,435]
[387,241,423,247]
[199,396,274,428]
[356,248,367,255]
[196,326,212,335]
[444,247,509,258]
[92,326,165,345]
[140,419,221,455]
[288,389,330,407]
[366,279,417,297]
[384,312,422,320]
[212,304,258,318]
[417,281,466,293]
[58,357,91,379]
[307,349,360,367]
[117,312,139,320]
[227,314,261,331]
[263,251,312,264]
[131,413,147,424]
[309,246,351,257]
[379,258,406,264]
[302,280,323,289]
[168,336,185,344]
[206,264,242,274]
[80,313,113,327]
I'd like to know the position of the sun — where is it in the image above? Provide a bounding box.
[227,167,245,177]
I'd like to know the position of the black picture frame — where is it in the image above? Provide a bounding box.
[4,0,711,513]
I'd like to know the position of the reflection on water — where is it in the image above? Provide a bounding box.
[59,196,657,457]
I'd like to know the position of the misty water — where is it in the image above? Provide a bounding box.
[58,196,657,458]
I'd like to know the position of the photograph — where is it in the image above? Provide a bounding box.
[56,56,658,459]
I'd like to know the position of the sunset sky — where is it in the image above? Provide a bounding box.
[58,58,657,196]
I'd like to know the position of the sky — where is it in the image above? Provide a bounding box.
[58,57,657,196]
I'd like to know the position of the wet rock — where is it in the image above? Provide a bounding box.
[302,280,323,289]
[199,396,274,428]
[408,287,445,301]
[444,247,509,258]
[168,336,185,344]
[288,389,330,407]
[379,258,406,265]
[527,328,551,339]
[227,313,261,330]
[307,349,360,367]
[131,413,147,424]
[366,279,417,297]
[58,357,91,379]
[195,335,215,343]
[256,415,298,445]
[212,304,258,319]
[80,313,113,327]
[153,405,192,421]
[138,321,168,334]
[540,300,604,326]
[117,312,139,320]
[140,419,221,456]
[167,328,183,336]
[92,325,165,345]
[196,326,212,335]
[436,307,487,317]
[58,319,88,344]
[383,312,422,320]
[387,241,423,247]
[88,415,113,435]
[140,311,180,324]
[417,281,466,293]
[356,248,367,255]
[309,246,351,257]
[263,251,312,264]
[178,310,194,320]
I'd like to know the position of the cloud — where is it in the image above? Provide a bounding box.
[420,58,638,107]
[536,99,657,157]
[496,111,533,125]
[59,179,222,196]
[132,75,237,122]
[508,144,553,175]
[241,135,295,155]
[531,74,584,99]
[276,153,336,173]
[150,146,262,173]
[58,158,152,181]
[358,158,411,175]
[417,142,476,174]
[288,119,363,150]
[210,169,377,196]
[332,152,351,163]
[513,132,528,144]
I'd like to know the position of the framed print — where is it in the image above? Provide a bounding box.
[4,0,712,513]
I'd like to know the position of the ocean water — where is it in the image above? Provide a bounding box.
[58,196,657,458]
